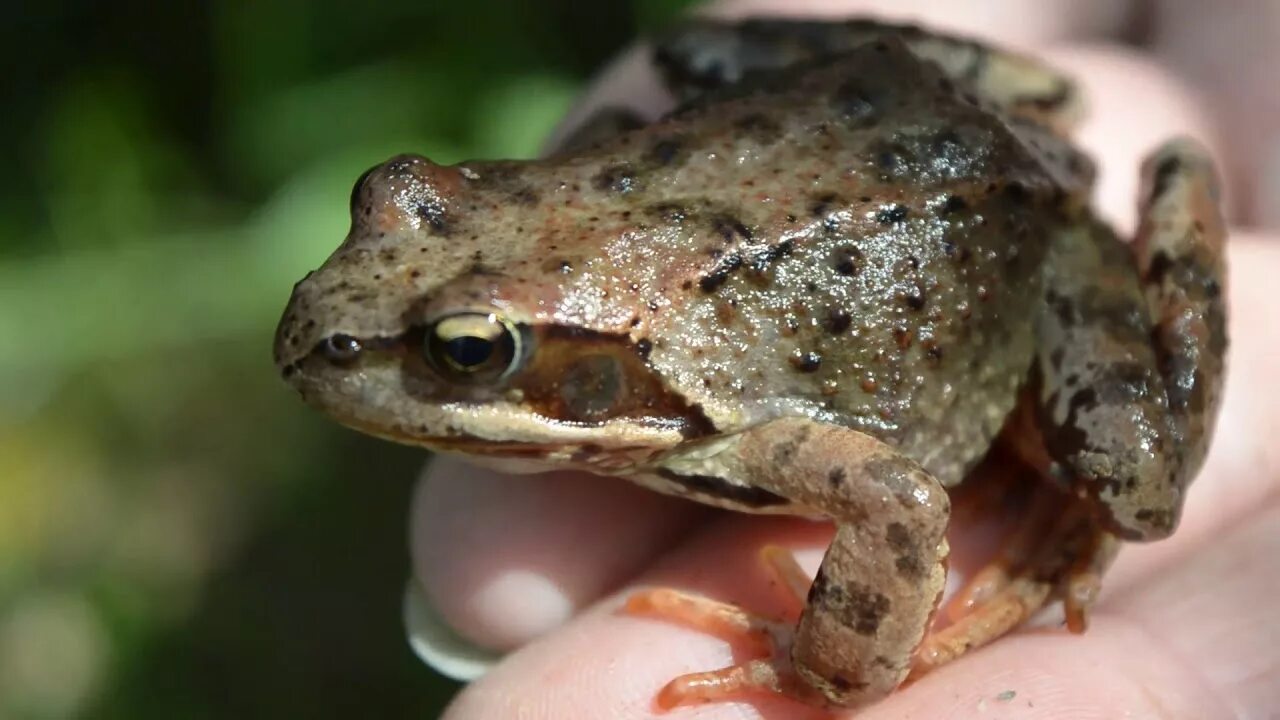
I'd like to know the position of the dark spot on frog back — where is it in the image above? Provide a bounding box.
[699,253,742,293]
[810,192,841,219]
[875,204,908,225]
[827,466,846,488]
[790,350,823,373]
[829,78,887,127]
[900,280,927,311]
[645,136,686,167]
[868,124,993,181]
[710,214,753,244]
[940,195,968,215]
[415,201,451,235]
[592,163,641,194]
[646,201,691,224]
[510,186,539,205]
[824,307,852,335]
[1003,181,1031,205]
[833,246,864,276]
[745,238,794,280]
[733,112,783,144]
[871,142,910,176]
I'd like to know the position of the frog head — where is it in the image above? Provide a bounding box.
[273,154,712,472]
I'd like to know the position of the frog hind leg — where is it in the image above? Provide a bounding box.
[1034,137,1227,543]
[624,417,951,709]
[932,139,1226,655]
[652,18,1082,133]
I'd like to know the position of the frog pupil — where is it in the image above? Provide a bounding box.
[445,336,493,369]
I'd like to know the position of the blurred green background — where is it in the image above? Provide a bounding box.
[0,2,697,718]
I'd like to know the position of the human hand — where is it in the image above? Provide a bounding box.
[411,2,1280,717]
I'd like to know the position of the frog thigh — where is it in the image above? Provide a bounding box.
[662,417,950,707]
[1030,138,1227,541]
[651,17,1082,133]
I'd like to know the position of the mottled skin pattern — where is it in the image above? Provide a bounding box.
[273,19,1228,711]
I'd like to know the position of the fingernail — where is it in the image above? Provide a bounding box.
[403,579,502,682]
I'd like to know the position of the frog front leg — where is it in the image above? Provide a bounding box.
[626,417,950,709]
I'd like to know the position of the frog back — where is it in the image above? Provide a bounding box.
[549,40,1089,483]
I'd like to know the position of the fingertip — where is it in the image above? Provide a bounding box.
[410,455,704,652]
[1041,44,1227,232]
[541,45,672,157]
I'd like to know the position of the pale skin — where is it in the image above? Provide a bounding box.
[410,2,1280,717]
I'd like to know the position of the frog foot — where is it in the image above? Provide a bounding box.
[623,546,817,709]
[909,485,1118,680]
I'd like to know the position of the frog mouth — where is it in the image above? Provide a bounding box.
[326,409,670,471]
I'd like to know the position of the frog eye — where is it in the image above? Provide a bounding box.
[424,312,523,384]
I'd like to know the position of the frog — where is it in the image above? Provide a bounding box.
[273,17,1228,711]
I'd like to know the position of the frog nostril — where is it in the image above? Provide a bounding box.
[320,334,363,365]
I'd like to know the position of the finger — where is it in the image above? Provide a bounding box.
[1148,0,1280,227]
[1041,44,1224,232]
[411,456,705,651]
[542,46,670,156]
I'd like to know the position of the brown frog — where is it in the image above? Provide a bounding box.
[273,18,1228,711]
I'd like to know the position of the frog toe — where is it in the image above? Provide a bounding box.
[624,586,821,709]
[913,482,1119,680]
[623,587,781,658]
